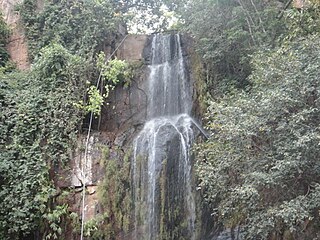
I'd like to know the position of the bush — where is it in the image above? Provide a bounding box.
[196,33,320,239]
[0,43,86,239]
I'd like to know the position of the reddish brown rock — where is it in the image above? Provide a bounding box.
[0,0,30,70]
[117,34,148,62]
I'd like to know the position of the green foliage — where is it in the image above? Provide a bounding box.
[172,3,320,237]
[3,2,136,238]
[76,52,132,117]
[196,26,320,239]
[19,0,122,60]
[0,12,10,67]
[0,43,86,239]
[80,85,105,116]
[1,0,151,239]
[5,0,320,239]
[18,0,182,57]
[98,53,131,87]
[88,147,132,238]
[176,0,285,96]
[98,52,132,109]
[83,215,105,239]
[43,204,68,239]
[282,3,320,41]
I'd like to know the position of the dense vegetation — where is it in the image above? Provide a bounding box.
[0,43,87,239]
[196,35,320,238]
[19,0,122,60]
[1,0,320,239]
[0,0,174,238]
[177,0,320,238]
[0,12,9,67]
[0,0,133,238]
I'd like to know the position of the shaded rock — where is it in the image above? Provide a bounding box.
[117,34,148,62]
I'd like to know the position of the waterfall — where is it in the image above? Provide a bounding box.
[132,34,196,239]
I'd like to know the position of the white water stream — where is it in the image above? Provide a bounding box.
[132,34,196,239]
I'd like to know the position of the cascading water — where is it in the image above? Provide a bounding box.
[132,34,198,239]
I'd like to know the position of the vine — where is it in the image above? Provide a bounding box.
[75,51,132,119]
[0,43,87,239]
[19,0,122,60]
[0,12,10,68]
[1,0,142,239]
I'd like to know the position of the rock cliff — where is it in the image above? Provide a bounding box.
[55,35,151,239]
[0,0,29,69]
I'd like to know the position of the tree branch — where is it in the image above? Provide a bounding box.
[277,0,294,19]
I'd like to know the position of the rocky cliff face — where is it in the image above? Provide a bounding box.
[54,35,150,239]
[1,2,207,238]
[0,0,29,69]
[53,34,207,239]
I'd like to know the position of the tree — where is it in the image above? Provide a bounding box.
[20,0,122,60]
[195,4,320,238]
[175,0,286,96]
